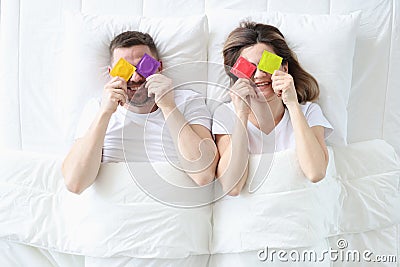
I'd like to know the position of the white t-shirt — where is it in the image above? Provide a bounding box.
[75,89,211,163]
[212,102,333,154]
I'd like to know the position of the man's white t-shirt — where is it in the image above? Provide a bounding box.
[212,102,333,154]
[75,89,211,163]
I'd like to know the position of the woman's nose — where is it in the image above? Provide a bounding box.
[253,68,270,80]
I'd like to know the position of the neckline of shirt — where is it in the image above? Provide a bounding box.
[247,107,288,136]
[116,104,162,122]
[226,102,288,135]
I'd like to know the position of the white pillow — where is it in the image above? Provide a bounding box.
[57,12,209,145]
[207,11,361,146]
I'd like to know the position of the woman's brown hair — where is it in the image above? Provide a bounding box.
[223,21,319,103]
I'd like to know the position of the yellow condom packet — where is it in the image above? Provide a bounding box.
[257,50,283,74]
[110,58,136,81]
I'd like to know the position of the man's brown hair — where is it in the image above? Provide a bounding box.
[109,31,159,62]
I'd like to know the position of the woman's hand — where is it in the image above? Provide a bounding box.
[272,70,298,107]
[230,78,257,117]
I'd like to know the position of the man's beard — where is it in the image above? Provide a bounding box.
[127,82,155,107]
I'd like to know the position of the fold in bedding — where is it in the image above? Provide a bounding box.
[0,139,399,258]
[212,140,400,254]
[0,151,211,258]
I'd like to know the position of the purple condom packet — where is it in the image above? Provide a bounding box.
[136,53,161,78]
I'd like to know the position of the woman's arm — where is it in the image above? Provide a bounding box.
[287,105,329,182]
[215,113,250,196]
[272,70,328,182]
[215,78,256,195]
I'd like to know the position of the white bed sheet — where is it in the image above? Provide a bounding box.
[0,240,84,267]
[0,151,212,258]
[1,0,400,266]
[1,140,399,266]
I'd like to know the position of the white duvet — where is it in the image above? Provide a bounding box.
[0,139,399,262]
[0,152,211,258]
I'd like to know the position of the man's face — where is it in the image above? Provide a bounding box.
[111,45,159,106]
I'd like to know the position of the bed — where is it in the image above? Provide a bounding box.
[1,0,399,266]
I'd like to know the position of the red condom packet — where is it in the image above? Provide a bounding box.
[230,56,257,79]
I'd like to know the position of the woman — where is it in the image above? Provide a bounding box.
[212,21,333,196]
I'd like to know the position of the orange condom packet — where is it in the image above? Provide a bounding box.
[110,58,136,81]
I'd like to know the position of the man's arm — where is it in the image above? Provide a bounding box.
[62,76,128,194]
[146,74,218,185]
[61,111,112,194]
[162,106,219,186]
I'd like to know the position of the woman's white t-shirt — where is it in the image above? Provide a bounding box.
[212,101,333,154]
[75,89,211,163]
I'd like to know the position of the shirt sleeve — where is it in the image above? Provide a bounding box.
[74,98,101,140]
[211,102,236,135]
[304,102,334,140]
[179,90,212,130]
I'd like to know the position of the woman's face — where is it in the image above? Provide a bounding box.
[240,43,288,102]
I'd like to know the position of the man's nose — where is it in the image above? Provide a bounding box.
[130,71,145,83]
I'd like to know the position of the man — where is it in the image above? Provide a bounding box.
[62,31,218,194]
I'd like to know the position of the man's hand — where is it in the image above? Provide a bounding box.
[146,74,175,110]
[101,76,128,115]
